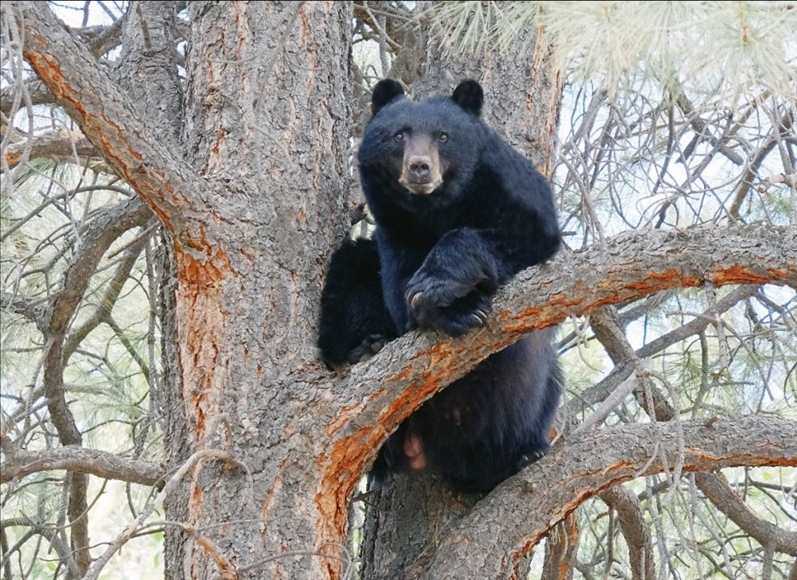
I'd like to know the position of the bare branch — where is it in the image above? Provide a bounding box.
[694,472,797,556]
[0,78,56,115]
[730,110,793,220]
[636,285,761,359]
[82,449,237,580]
[4,128,98,168]
[673,88,744,166]
[600,486,656,580]
[1,445,165,487]
[42,197,152,446]
[35,196,151,574]
[67,4,128,58]
[573,284,760,414]
[62,238,147,362]
[0,517,82,579]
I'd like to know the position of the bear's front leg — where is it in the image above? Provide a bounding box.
[405,229,499,337]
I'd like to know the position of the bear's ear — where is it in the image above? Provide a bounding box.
[371,79,405,116]
[452,79,483,116]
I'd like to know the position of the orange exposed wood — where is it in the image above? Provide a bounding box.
[712,264,779,285]
[174,245,232,442]
[315,431,376,580]
[314,339,485,578]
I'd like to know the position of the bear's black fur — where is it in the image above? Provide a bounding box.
[318,238,396,367]
[318,79,563,491]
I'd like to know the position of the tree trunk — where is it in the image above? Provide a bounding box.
[359,472,482,580]
[14,1,353,577]
[161,3,354,578]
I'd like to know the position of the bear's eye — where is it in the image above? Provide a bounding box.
[394,131,405,142]
[439,132,449,142]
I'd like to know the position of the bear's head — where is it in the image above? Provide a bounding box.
[358,79,485,203]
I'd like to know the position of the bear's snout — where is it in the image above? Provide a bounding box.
[400,136,443,194]
[407,155,432,180]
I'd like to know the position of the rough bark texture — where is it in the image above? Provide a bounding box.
[414,21,561,174]
[11,2,797,579]
[419,415,797,579]
[540,512,579,580]
[330,223,795,491]
[169,3,354,579]
[599,486,655,580]
[360,472,481,580]
[17,2,197,227]
[0,446,164,487]
[15,1,354,578]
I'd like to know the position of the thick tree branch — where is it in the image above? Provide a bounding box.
[599,486,656,580]
[1,445,165,488]
[587,308,797,558]
[419,415,797,579]
[11,1,200,231]
[320,224,795,468]
[0,78,56,115]
[316,223,796,546]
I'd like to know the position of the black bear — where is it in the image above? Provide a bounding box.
[318,79,563,492]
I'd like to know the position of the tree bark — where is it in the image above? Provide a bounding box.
[11,2,797,578]
[164,3,354,578]
[15,1,354,578]
[419,415,797,579]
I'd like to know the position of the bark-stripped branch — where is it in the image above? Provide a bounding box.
[321,223,796,468]
[419,415,797,579]
[11,1,200,232]
[315,222,796,549]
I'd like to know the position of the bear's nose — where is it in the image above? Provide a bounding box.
[407,156,432,181]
